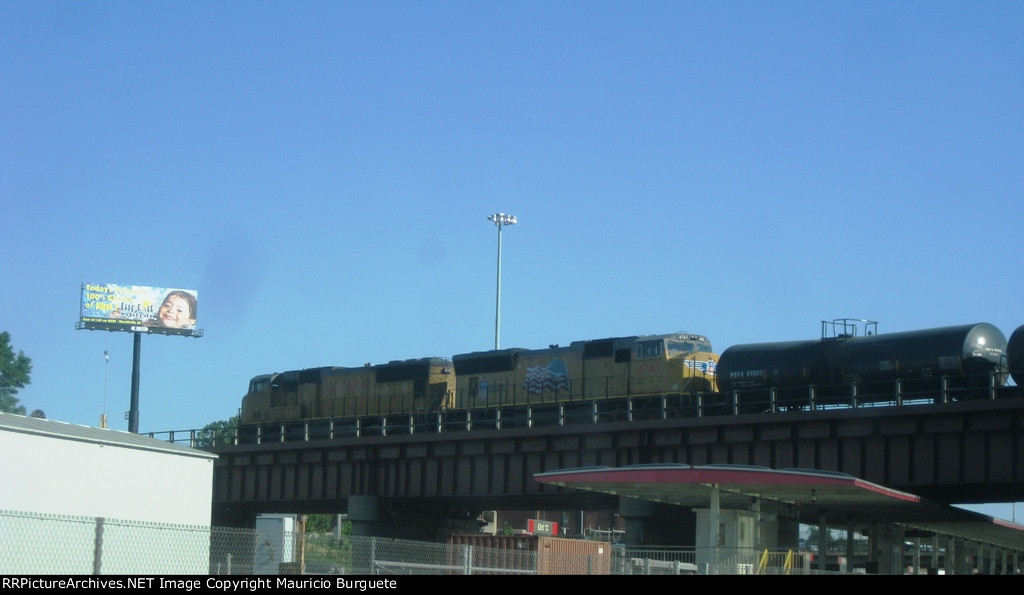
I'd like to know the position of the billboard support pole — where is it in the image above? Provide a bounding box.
[129,331,142,433]
[78,283,203,434]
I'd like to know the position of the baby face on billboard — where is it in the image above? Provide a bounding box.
[155,293,196,328]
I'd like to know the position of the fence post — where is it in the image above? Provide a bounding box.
[92,517,105,575]
[299,515,307,575]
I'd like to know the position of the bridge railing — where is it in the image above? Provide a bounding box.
[149,372,1020,447]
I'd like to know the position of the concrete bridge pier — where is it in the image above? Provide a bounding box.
[619,496,697,547]
[347,495,380,537]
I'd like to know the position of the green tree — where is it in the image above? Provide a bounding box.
[194,415,238,447]
[0,332,32,415]
[304,517,354,573]
[305,513,333,534]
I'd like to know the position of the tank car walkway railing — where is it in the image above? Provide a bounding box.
[727,370,1007,415]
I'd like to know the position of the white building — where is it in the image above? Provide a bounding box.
[0,412,217,574]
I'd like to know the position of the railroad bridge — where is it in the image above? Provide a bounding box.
[206,395,1024,543]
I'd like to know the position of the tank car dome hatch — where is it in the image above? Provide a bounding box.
[1008,325,1024,387]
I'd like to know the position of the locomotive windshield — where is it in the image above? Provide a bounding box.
[250,376,270,394]
[667,339,712,356]
[636,336,713,359]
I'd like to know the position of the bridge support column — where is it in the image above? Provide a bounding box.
[619,496,653,546]
[617,497,696,547]
[347,495,380,537]
[867,522,898,575]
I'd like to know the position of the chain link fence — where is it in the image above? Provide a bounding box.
[2,509,830,575]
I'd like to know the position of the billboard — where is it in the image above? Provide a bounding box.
[79,283,200,337]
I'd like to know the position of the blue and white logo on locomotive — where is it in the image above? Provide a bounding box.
[685,358,718,375]
[524,359,570,395]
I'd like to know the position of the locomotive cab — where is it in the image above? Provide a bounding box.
[629,333,720,396]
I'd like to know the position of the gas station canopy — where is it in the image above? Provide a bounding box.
[534,464,1024,552]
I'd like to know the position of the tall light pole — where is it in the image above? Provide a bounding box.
[487,212,517,349]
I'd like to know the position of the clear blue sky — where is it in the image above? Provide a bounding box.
[2,2,1021,520]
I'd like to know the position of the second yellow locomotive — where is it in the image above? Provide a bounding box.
[452,332,719,409]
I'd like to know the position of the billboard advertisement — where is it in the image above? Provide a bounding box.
[79,283,200,336]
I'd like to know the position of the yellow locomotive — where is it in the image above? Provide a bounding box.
[452,332,719,408]
[238,331,719,428]
[240,357,456,425]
